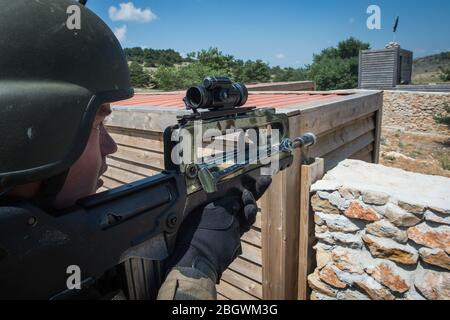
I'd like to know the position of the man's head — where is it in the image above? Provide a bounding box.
[54,104,117,208]
[9,104,118,209]
[0,0,133,207]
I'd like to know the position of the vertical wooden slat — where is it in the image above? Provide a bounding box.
[297,158,324,300]
[261,115,302,299]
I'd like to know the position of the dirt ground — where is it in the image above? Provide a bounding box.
[379,127,450,178]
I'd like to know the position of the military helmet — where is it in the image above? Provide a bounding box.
[0,0,134,188]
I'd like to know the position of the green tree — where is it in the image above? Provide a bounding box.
[129,61,151,88]
[151,63,223,90]
[193,47,236,75]
[152,48,274,89]
[336,37,370,59]
[239,60,271,83]
[308,57,359,90]
[125,47,145,64]
[125,47,185,67]
[307,37,370,90]
[231,59,245,82]
[272,66,308,82]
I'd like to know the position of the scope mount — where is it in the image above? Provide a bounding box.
[177,105,257,126]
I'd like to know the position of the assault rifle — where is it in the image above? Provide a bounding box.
[0,77,315,299]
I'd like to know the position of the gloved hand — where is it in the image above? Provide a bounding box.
[166,176,272,283]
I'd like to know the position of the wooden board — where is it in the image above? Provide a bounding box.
[240,241,262,266]
[113,144,165,171]
[217,293,229,300]
[228,257,262,284]
[349,144,374,162]
[221,269,263,299]
[216,280,258,300]
[241,228,262,248]
[298,93,381,136]
[97,186,110,193]
[261,115,302,300]
[323,131,375,171]
[104,166,147,184]
[254,211,262,230]
[107,157,160,177]
[307,114,375,158]
[102,176,124,189]
[297,159,324,300]
[108,127,164,153]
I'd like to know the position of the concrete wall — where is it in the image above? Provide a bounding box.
[308,160,450,300]
[383,90,450,134]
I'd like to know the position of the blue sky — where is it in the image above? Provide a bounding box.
[87,0,450,67]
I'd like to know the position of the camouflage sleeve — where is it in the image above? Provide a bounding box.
[157,267,217,300]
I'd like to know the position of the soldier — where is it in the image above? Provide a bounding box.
[0,0,270,300]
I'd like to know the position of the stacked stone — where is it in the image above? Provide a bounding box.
[308,160,450,300]
[383,91,450,134]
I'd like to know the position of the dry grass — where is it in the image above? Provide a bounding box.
[379,128,450,178]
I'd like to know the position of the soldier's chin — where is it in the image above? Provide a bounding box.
[96,178,104,189]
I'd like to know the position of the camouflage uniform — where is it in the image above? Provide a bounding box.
[157,267,216,300]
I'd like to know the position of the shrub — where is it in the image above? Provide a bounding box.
[434,103,450,126]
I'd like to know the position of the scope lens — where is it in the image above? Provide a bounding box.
[234,83,248,106]
[186,86,203,109]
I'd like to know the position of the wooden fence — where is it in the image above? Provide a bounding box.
[102,90,383,300]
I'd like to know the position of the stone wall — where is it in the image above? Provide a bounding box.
[383,90,450,134]
[308,159,450,300]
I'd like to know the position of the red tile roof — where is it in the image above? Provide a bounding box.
[113,92,346,110]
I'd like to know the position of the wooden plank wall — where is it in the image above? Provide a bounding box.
[359,48,397,89]
[98,126,164,192]
[300,93,383,170]
[101,91,383,300]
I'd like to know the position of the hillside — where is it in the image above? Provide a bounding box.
[412,51,450,84]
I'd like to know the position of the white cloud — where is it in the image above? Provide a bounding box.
[275,53,286,59]
[114,25,127,42]
[109,2,157,22]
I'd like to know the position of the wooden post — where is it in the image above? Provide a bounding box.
[297,158,324,300]
[261,116,302,300]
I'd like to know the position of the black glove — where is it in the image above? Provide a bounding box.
[166,176,272,283]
